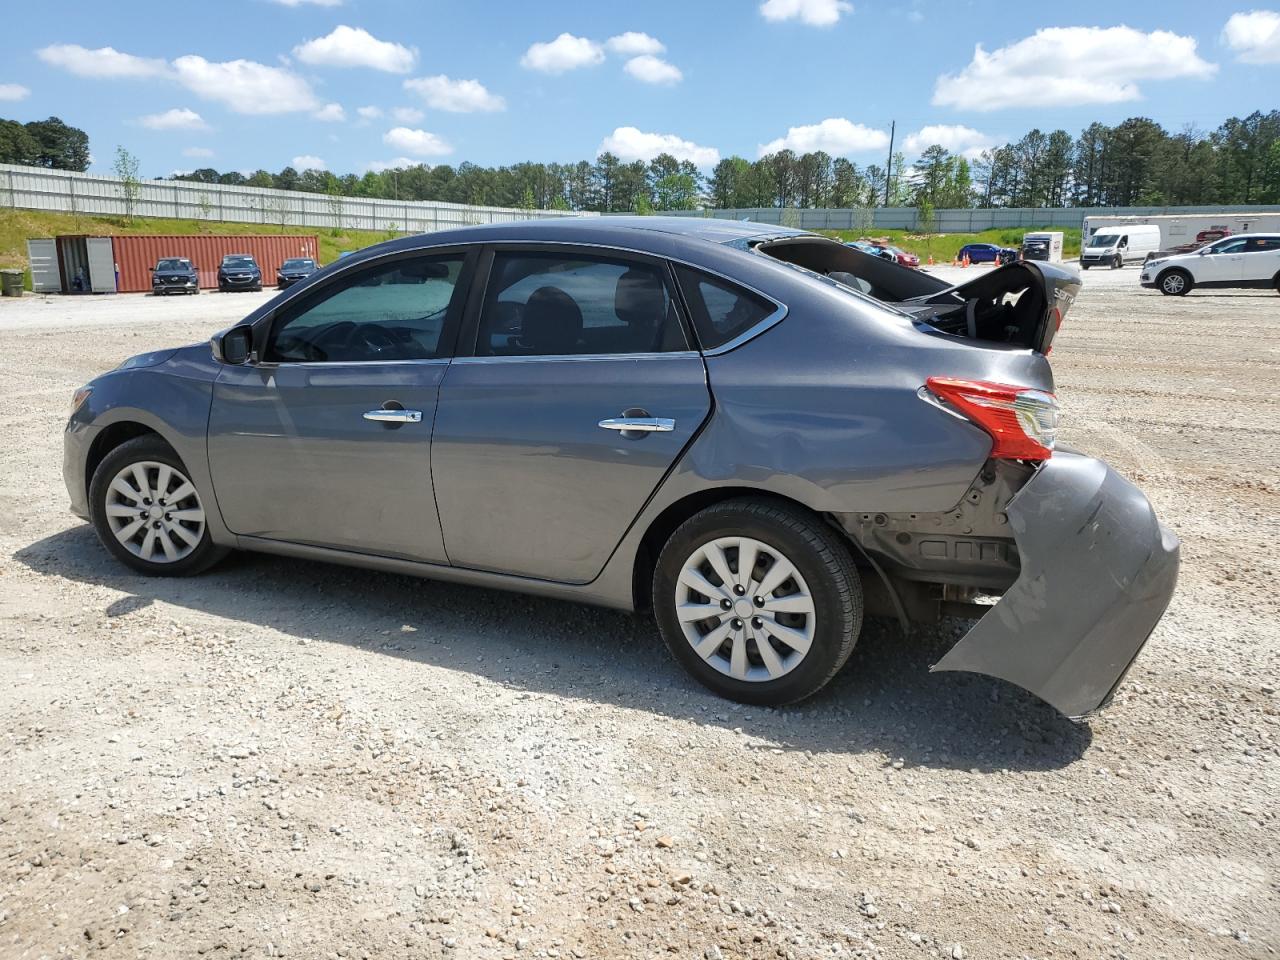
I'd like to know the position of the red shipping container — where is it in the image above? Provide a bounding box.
[107,235,320,293]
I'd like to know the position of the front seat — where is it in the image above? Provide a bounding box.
[520,286,583,355]
[614,269,674,352]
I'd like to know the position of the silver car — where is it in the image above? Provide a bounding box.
[64,218,1179,718]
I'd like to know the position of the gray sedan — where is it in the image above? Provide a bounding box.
[63,217,1178,718]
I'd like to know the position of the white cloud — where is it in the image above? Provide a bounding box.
[933,26,1216,111]
[292,155,326,169]
[364,157,418,172]
[313,102,346,122]
[182,146,214,158]
[293,25,416,73]
[404,75,505,112]
[36,44,169,78]
[759,0,852,27]
[1222,10,1280,64]
[903,124,994,159]
[139,107,208,131]
[623,55,682,85]
[383,127,453,157]
[521,33,605,73]
[758,117,888,156]
[172,55,318,114]
[606,32,665,56]
[0,83,30,101]
[598,127,719,165]
[356,105,383,122]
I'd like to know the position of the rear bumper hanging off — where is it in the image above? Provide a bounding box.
[931,451,1180,719]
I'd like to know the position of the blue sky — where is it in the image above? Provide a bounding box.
[1,0,1278,178]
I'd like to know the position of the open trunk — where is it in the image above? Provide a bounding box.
[753,236,1081,354]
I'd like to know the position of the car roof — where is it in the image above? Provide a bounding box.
[338,216,813,265]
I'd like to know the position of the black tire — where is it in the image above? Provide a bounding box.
[1158,269,1193,296]
[1273,272,1280,295]
[89,435,227,577]
[1110,255,1122,270]
[1081,264,1090,270]
[653,498,863,706]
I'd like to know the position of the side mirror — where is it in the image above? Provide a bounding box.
[211,325,253,365]
[1198,249,1208,256]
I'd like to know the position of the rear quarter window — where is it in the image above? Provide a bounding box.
[674,266,777,351]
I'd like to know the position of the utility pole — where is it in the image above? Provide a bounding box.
[884,120,895,206]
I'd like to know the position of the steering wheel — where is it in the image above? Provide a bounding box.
[342,322,398,358]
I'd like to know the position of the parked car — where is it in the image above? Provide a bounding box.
[1145,228,1232,262]
[957,242,1017,265]
[1020,232,1064,263]
[217,254,262,292]
[64,218,1178,719]
[880,244,920,268]
[276,257,318,289]
[150,257,199,296]
[1141,233,1280,296]
[1080,224,1161,269]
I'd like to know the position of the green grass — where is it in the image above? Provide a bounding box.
[821,226,1082,263]
[0,209,403,290]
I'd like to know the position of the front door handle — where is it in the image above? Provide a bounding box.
[364,408,423,423]
[598,417,674,433]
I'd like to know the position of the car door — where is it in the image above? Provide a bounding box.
[1197,237,1248,283]
[207,249,474,562]
[1240,236,1280,283]
[431,246,712,583]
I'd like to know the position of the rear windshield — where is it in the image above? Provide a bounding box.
[155,259,190,270]
[223,256,256,267]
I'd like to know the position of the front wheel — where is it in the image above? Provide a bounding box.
[653,498,863,706]
[1111,255,1123,269]
[89,436,227,576]
[1159,270,1192,296]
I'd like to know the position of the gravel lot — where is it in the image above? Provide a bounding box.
[1,268,1277,959]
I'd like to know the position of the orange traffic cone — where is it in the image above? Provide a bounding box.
[962,252,970,267]
[928,254,935,265]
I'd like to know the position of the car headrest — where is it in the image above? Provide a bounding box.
[614,268,667,328]
[522,285,583,354]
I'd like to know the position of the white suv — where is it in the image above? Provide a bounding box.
[1142,233,1280,296]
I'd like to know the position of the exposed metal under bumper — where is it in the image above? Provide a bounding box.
[931,452,1180,720]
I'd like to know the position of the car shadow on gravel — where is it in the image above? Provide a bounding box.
[17,526,1091,773]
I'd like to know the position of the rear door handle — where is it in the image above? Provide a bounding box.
[364,408,423,423]
[598,417,674,433]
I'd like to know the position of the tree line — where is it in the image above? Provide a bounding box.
[0,116,90,172]
[3,111,1278,211]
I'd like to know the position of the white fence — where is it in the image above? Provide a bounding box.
[0,162,592,233]
[649,204,1280,233]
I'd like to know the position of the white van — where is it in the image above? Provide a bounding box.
[1080,224,1161,269]
[1141,233,1280,296]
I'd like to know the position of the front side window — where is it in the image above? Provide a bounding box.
[266,255,465,363]
[476,253,687,357]
[1210,238,1248,254]
[675,266,778,351]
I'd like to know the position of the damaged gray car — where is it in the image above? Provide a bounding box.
[63,217,1179,719]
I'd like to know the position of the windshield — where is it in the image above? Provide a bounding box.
[1087,233,1120,248]
[223,256,256,268]
[282,259,315,270]
[155,259,189,271]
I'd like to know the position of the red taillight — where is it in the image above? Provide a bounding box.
[926,377,1059,461]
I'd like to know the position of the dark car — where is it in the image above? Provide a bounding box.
[64,217,1178,719]
[276,257,318,289]
[151,257,199,295]
[218,255,262,292]
[958,242,1017,265]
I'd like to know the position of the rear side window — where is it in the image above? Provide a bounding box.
[675,266,777,351]
[476,253,688,356]
[1243,237,1277,253]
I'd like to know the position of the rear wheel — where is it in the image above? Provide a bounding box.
[653,498,863,706]
[89,436,227,577]
[1158,269,1192,296]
